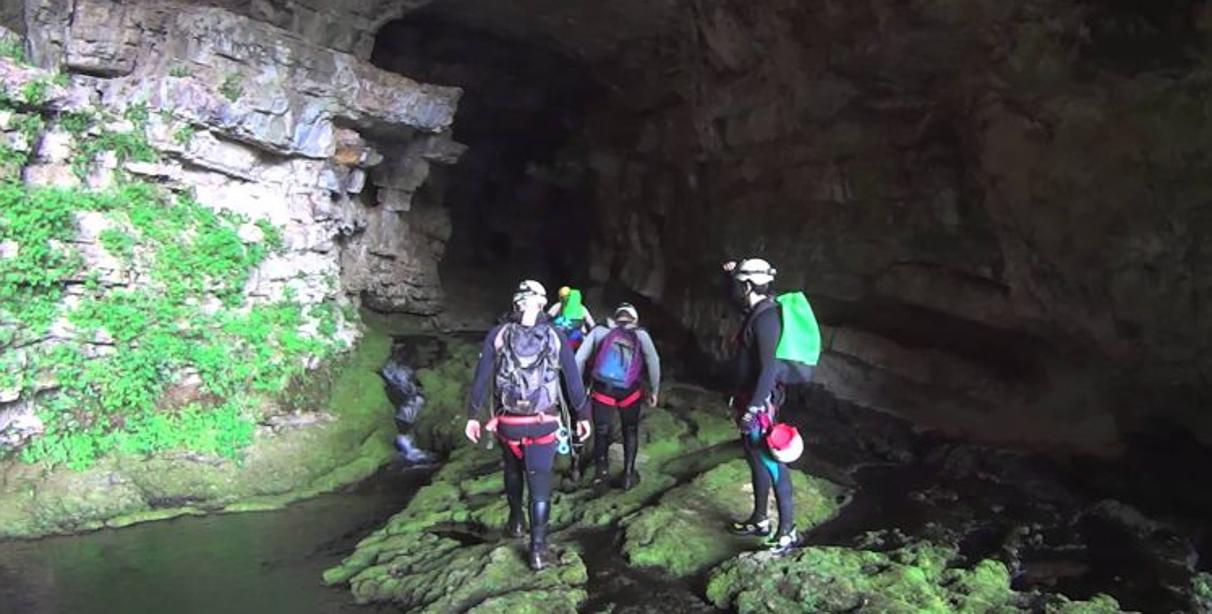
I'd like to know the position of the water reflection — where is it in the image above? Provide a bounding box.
[0,467,429,614]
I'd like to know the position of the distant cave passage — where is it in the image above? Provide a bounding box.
[371,10,604,308]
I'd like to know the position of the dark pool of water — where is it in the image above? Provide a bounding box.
[576,526,716,614]
[0,464,432,614]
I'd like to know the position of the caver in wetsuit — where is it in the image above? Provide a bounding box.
[467,314,589,570]
[574,303,661,490]
[547,286,595,350]
[725,258,811,553]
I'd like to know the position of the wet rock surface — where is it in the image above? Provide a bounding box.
[706,542,1123,614]
[324,349,827,611]
[782,386,1212,613]
[620,459,845,578]
[329,336,1211,613]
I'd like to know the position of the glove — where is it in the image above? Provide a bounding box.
[575,420,592,442]
[739,406,759,429]
[464,419,482,443]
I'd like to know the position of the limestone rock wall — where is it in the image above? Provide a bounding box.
[4,0,437,64]
[21,0,465,313]
[0,0,463,454]
[574,0,1212,453]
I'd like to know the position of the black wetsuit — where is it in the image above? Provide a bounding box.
[467,317,588,556]
[733,297,811,537]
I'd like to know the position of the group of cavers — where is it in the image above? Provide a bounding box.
[464,258,822,571]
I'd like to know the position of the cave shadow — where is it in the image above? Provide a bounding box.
[371,9,603,315]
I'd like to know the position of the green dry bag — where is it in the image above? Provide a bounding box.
[561,289,586,321]
[774,292,821,367]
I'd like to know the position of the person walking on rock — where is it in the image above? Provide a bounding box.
[465,280,591,571]
[548,285,595,350]
[722,258,820,555]
[575,303,661,490]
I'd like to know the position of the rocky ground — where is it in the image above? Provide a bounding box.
[322,336,1199,613]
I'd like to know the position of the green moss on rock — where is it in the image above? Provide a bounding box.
[635,409,691,464]
[465,588,584,614]
[327,380,814,600]
[327,381,829,608]
[558,472,678,528]
[1043,595,1123,614]
[340,532,589,612]
[620,459,846,577]
[1193,572,1212,613]
[0,328,397,538]
[410,339,480,453]
[705,542,1124,614]
[661,384,736,440]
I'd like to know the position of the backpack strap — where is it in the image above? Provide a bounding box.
[493,323,511,352]
[545,324,561,362]
[591,327,622,373]
[620,327,644,383]
[737,298,778,346]
[593,326,637,364]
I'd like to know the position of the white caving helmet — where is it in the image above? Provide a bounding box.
[614,302,639,323]
[512,279,548,309]
[732,258,777,286]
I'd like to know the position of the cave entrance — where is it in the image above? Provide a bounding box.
[371,7,604,324]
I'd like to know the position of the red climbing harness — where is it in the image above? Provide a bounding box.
[591,389,643,409]
[489,413,562,459]
[487,413,560,430]
[498,430,559,459]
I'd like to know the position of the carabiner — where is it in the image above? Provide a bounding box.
[556,426,571,455]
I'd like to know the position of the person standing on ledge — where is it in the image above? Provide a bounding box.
[722,258,820,555]
[465,280,591,571]
[575,302,661,490]
[548,285,595,350]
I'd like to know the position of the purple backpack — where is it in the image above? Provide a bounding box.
[591,328,645,390]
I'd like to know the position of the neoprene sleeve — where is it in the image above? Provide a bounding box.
[467,324,505,419]
[749,307,782,407]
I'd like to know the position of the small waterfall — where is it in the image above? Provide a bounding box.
[381,344,435,465]
[382,362,425,425]
[394,434,434,464]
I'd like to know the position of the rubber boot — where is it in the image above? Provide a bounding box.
[592,424,610,485]
[506,506,525,538]
[528,500,551,571]
[621,425,640,490]
[505,484,525,538]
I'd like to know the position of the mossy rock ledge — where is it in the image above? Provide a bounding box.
[705,541,1126,614]
[0,329,399,539]
[323,376,851,611]
[325,365,1138,613]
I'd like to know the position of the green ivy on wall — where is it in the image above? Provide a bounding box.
[0,88,349,470]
